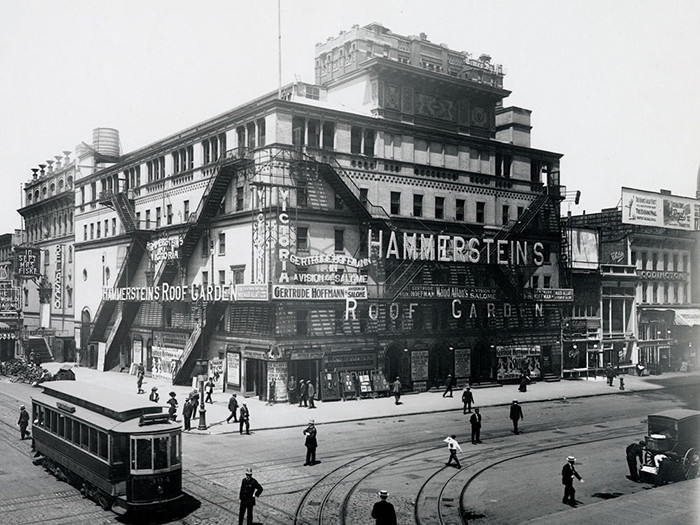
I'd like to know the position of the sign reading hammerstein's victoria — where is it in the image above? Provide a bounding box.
[622,187,699,231]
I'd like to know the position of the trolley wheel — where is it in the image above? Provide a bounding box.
[682,448,700,479]
[97,494,111,511]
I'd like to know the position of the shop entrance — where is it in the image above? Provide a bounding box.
[384,345,410,388]
[428,344,453,389]
[288,359,321,388]
[245,358,267,399]
[472,341,495,383]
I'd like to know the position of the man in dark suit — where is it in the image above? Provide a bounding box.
[299,378,308,407]
[561,455,583,506]
[470,408,482,444]
[303,420,318,465]
[509,400,523,434]
[462,386,474,414]
[371,490,397,525]
[238,467,263,525]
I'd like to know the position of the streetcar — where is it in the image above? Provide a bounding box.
[639,408,700,483]
[31,380,182,515]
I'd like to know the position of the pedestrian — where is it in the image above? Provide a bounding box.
[518,371,528,392]
[267,380,276,405]
[239,403,250,435]
[238,467,263,525]
[299,378,308,407]
[392,377,401,405]
[462,386,474,414]
[288,375,297,404]
[303,419,318,466]
[17,405,30,440]
[371,490,397,525]
[626,440,645,482]
[136,364,145,394]
[182,398,193,431]
[605,363,616,386]
[561,455,583,506]
[442,374,454,398]
[509,400,523,434]
[149,386,160,403]
[307,380,316,408]
[470,408,482,444]
[444,434,462,468]
[205,377,215,403]
[167,392,178,421]
[226,393,239,423]
[190,389,199,419]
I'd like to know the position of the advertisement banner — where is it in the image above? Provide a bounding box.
[411,350,429,381]
[272,285,367,300]
[14,247,41,277]
[208,357,225,393]
[226,352,241,387]
[151,346,184,382]
[621,187,699,231]
[496,346,541,380]
[568,228,599,270]
[454,348,471,378]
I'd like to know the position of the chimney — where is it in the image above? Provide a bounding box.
[419,32,427,40]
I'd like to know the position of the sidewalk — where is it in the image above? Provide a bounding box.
[39,362,695,435]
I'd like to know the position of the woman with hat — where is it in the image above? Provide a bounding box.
[371,489,396,525]
[166,391,178,421]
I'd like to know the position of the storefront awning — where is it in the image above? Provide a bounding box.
[673,309,700,327]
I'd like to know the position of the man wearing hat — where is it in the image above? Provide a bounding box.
[626,440,646,482]
[462,386,474,414]
[238,467,263,525]
[561,455,583,506]
[239,403,250,435]
[226,393,239,424]
[509,400,523,434]
[392,377,401,405]
[371,489,397,525]
[303,419,318,465]
[17,405,29,440]
[149,386,160,403]
[442,374,454,398]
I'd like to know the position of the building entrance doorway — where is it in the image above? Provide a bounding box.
[384,345,410,388]
[289,359,321,389]
[429,344,453,389]
[472,341,495,383]
[245,358,267,399]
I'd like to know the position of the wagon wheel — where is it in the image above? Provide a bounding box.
[643,450,655,466]
[682,448,700,479]
[97,494,111,511]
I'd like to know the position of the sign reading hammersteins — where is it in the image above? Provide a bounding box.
[14,247,41,278]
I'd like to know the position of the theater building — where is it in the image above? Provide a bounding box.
[17,153,78,364]
[566,187,700,373]
[72,23,566,398]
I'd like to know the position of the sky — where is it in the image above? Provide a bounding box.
[1,0,698,231]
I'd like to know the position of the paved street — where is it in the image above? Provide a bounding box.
[0,369,698,524]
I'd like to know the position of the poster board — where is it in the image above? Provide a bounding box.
[226,351,241,388]
[358,374,372,393]
[454,348,471,378]
[371,370,389,393]
[411,350,429,381]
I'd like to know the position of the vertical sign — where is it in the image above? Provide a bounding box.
[252,186,268,284]
[54,245,63,310]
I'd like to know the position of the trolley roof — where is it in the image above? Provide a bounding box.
[35,380,164,422]
[648,409,700,422]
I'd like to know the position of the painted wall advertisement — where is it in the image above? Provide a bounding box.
[411,350,429,381]
[496,346,541,380]
[132,338,143,365]
[622,187,699,231]
[208,357,225,393]
[151,346,184,382]
[568,228,599,270]
[226,351,241,388]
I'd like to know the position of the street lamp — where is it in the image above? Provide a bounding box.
[191,298,208,430]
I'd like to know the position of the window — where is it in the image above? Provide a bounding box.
[360,188,368,209]
[218,232,225,255]
[674,283,679,304]
[334,194,344,210]
[112,218,116,236]
[543,275,551,288]
[307,119,320,148]
[219,270,226,286]
[531,275,540,288]
[297,227,309,251]
[231,265,245,284]
[476,201,485,224]
[631,251,637,266]
[96,222,101,238]
[672,253,678,271]
[502,205,509,225]
[297,186,308,207]
[663,283,669,303]
[652,252,658,270]
[202,271,209,288]
[83,225,88,241]
[350,126,362,154]
[663,253,669,271]
[322,122,335,149]
[90,224,94,239]
[156,207,161,228]
[435,196,444,219]
[641,252,648,270]
[296,310,308,335]
[145,210,151,229]
[363,129,375,156]
[334,229,344,252]
[257,118,266,146]
[183,200,190,222]
[456,199,465,221]
[390,191,401,215]
[652,283,658,303]
[292,117,305,147]
[517,206,524,219]
[413,194,423,217]
[201,234,211,257]
[202,140,211,164]
[236,187,244,211]
[683,254,689,272]
[642,282,648,303]
[104,219,109,236]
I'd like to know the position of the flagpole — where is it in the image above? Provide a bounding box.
[277,0,282,99]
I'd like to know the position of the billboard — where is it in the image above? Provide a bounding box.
[621,187,699,231]
[14,247,41,277]
[568,228,599,270]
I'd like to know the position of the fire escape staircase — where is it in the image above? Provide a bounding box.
[172,301,229,385]
[99,190,138,233]
[483,186,561,301]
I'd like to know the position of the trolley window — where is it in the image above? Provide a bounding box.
[130,433,180,473]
